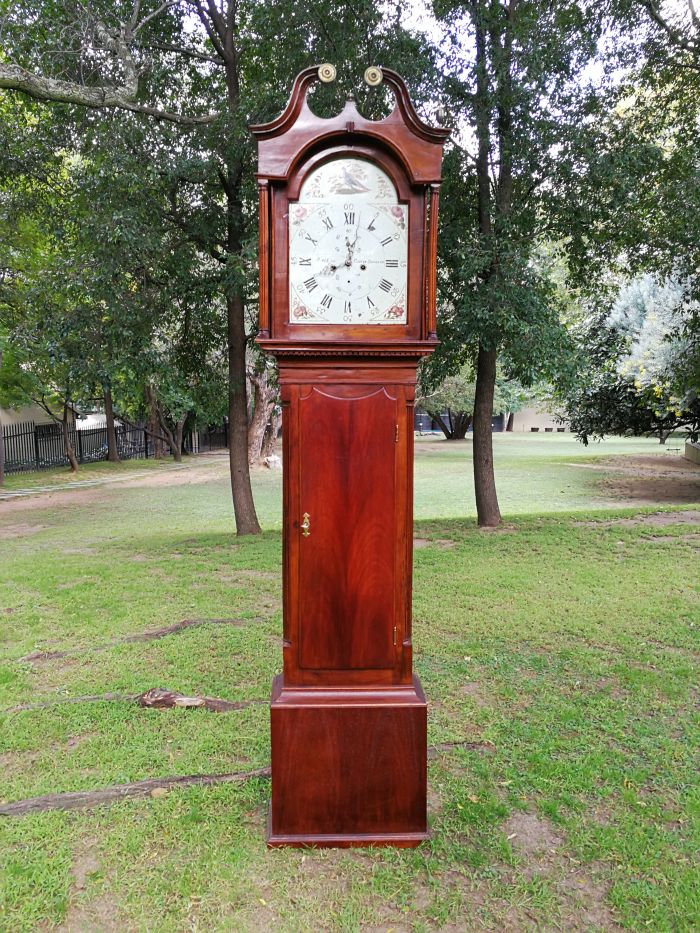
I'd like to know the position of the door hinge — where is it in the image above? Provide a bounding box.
[395,423,399,442]
[393,626,397,646]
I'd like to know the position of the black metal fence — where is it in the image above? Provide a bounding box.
[188,423,228,454]
[1,419,230,475]
[2,421,148,475]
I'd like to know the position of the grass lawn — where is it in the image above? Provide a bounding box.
[0,435,698,931]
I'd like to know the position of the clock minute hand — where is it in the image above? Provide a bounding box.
[345,213,361,265]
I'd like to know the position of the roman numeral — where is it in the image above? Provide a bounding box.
[385,259,399,267]
[303,232,318,246]
[322,216,333,231]
[299,258,312,266]
[367,296,375,309]
[344,211,355,225]
[320,294,333,308]
[367,215,377,231]
[381,236,393,246]
[379,279,392,293]
[304,276,318,292]
[344,301,352,315]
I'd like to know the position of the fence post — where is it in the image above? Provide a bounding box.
[33,424,40,470]
[77,429,84,464]
[143,425,149,458]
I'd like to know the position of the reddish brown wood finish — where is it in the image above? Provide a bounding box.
[252,66,447,848]
[268,675,427,847]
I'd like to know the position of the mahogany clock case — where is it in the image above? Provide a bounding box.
[252,66,448,848]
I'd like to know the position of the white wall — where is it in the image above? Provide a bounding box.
[0,404,75,426]
[685,441,700,465]
[510,406,566,432]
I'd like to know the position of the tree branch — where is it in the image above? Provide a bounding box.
[640,0,700,56]
[0,62,219,125]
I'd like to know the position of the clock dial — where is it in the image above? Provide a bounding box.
[289,157,408,325]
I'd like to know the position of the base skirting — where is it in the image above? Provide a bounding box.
[267,674,428,848]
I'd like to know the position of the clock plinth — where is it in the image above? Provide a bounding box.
[251,65,448,848]
[267,675,428,848]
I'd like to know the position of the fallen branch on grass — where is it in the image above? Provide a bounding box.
[4,689,266,715]
[0,739,485,816]
[0,767,272,816]
[137,687,265,713]
[5,692,141,713]
[20,618,246,662]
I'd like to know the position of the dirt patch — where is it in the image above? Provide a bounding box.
[576,509,700,529]
[0,457,229,516]
[69,842,101,892]
[505,811,564,860]
[643,533,700,545]
[56,894,124,933]
[0,489,108,515]
[414,537,457,549]
[478,523,517,534]
[117,459,229,490]
[0,522,48,539]
[503,812,621,930]
[460,682,487,707]
[572,455,700,506]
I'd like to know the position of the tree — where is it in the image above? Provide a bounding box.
[430,0,607,524]
[418,364,527,440]
[0,0,438,533]
[562,275,700,444]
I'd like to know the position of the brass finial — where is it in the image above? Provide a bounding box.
[364,66,383,87]
[318,63,337,83]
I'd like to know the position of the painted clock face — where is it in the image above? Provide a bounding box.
[289,157,408,325]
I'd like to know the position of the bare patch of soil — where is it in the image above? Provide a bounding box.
[0,522,49,540]
[505,811,564,860]
[460,681,488,706]
[644,533,700,545]
[56,892,125,933]
[0,489,106,515]
[576,509,700,529]
[117,459,229,490]
[478,523,517,534]
[503,812,621,930]
[414,537,457,549]
[0,522,47,538]
[582,455,700,505]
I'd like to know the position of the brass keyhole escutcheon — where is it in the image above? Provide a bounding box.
[301,513,311,537]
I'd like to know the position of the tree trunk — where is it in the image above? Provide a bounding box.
[473,344,501,527]
[146,385,165,458]
[452,411,472,439]
[62,403,79,473]
[247,373,275,465]
[104,386,120,462]
[261,409,282,460]
[506,411,514,432]
[157,417,183,462]
[228,294,262,535]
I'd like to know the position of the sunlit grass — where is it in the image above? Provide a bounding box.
[0,435,698,931]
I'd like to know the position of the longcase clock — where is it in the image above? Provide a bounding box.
[251,64,448,847]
